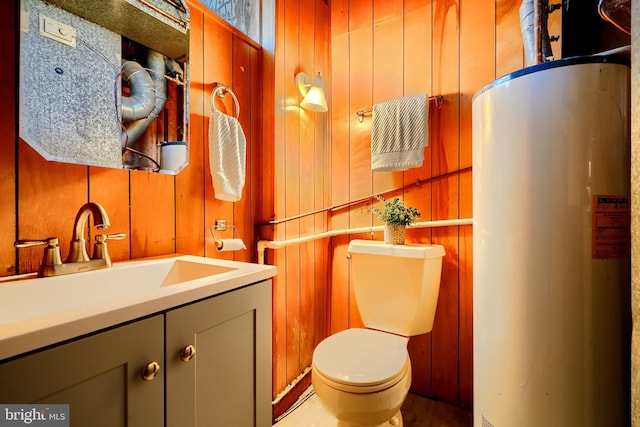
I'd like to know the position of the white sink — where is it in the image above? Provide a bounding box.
[0,255,276,360]
[0,257,236,324]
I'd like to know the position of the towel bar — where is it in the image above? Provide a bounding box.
[356,95,443,123]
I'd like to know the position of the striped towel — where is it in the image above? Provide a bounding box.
[371,93,428,171]
[209,91,247,202]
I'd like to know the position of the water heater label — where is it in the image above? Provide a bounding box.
[592,195,630,259]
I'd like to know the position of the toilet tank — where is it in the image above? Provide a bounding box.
[348,240,445,336]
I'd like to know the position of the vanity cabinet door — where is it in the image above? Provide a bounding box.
[165,280,272,427]
[0,315,164,427]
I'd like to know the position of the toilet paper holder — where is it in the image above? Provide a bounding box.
[209,220,245,251]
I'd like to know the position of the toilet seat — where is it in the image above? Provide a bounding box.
[312,328,409,393]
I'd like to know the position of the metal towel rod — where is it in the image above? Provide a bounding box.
[356,95,444,123]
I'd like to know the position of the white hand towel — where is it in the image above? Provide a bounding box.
[370,93,429,172]
[209,88,247,202]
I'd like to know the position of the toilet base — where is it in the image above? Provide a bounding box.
[335,410,403,427]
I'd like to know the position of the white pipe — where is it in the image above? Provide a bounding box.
[257,218,472,264]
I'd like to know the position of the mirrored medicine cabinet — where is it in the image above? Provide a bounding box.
[19,0,190,174]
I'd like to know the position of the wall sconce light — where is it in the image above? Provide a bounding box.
[295,72,328,112]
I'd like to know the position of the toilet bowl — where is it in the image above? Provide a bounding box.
[312,328,411,426]
[312,240,445,426]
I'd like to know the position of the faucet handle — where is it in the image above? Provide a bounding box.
[100,233,127,241]
[92,233,127,264]
[15,237,63,277]
[15,237,60,248]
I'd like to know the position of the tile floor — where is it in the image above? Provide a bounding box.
[273,387,472,427]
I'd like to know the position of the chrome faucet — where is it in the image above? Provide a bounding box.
[15,202,126,277]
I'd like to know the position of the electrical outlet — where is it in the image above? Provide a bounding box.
[39,14,76,48]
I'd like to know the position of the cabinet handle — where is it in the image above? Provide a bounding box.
[141,361,161,381]
[180,344,196,362]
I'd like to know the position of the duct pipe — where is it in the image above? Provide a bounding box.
[533,0,542,64]
[520,0,553,66]
[120,50,168,147]
[121,61,155,121]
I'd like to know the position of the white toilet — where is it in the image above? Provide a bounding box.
[312,239,445,427]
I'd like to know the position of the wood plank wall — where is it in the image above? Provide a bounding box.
[1,0,566,418]
[251,0,562,416]
[0,1,262,284]
[327,0,525,410]
[0,1,16,277]
[321,0,559,411]
[270,0,331,411]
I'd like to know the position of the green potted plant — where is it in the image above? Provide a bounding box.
[373,196,421,244]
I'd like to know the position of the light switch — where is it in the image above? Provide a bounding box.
[39,14,76,48]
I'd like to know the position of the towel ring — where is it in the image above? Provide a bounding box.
[211,85,240,119]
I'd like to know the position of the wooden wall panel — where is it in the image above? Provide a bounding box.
[431,175,460,403]
[17,143,87,273]
[7,2,265,294]
[203,13,234,258]
[177,8,206,257]
[460,0,495,169]
[8,0,268,414]
[299,0,319,372]
[349,26,373,202]
[350,0,372,32]
[329,6,351,323]
[458,0,493,407]
[432,0,460,177]
[129,172,176,258]
[313,0,330,350]
[374,0,402,23]
[249,45,261,260]
[332,0,349,35]
[88,168,131,261]
[0,0,16,276]
[232,37,255,263]
[329,32,350,335]
[431,0,461,404]
[403,1,433,234]
[323,0,524,412]
[404,3,432,149]
[496,0,523,77]
[272,0,288,398]
[313,0,331,354]
[269,0,332,407]
[459,170,473,408]
[283,0,302,387]
[372,6,404,194]
[5,0,537,417]
[259,0,276,231]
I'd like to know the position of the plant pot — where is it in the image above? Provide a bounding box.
[384,224,406,245]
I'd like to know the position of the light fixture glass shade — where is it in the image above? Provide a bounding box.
[296,72,328,112]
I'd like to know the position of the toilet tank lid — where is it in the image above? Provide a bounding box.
[348,240,445,259]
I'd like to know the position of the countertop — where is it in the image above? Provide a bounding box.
[0,255,277,361]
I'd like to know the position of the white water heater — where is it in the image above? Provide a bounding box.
[472,56,630,426]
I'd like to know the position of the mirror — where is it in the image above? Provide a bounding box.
[19,0,190,174]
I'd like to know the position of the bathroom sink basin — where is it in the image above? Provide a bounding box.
[0,255,277,360]
[0,257,235,324]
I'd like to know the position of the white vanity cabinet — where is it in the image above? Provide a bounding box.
[0,279,272,427]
